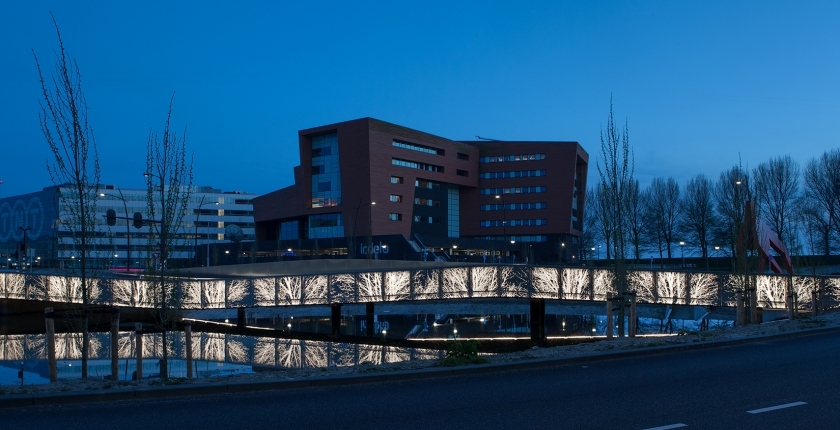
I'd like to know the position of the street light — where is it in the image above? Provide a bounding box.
[194,196,220,267]
[679,241,685,268]
[495,195,507,263]
[100,189,131,271]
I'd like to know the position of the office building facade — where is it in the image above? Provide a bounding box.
[0,184,257,269]
[254,118,588,264]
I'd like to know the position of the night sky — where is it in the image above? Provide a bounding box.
[2,1,839,198]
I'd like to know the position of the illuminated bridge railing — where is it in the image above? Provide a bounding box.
[1,267,838,310]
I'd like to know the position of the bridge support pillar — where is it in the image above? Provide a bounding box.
[111,308,120,381]
[237,307,246,333]
[135,323,143,381]
[529,298,546,346]
[331,303,342,338]
[185,321,193,379]
[45,307,57,383]
[365,302,375,337]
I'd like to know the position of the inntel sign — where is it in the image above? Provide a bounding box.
[0,197,45,242]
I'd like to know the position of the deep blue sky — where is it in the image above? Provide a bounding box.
[2,1,839,198]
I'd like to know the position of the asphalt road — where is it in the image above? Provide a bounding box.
[2,330,838,429]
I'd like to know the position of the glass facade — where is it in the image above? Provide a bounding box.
[448,187,460,238]
[308,213,344,238]
[280,220,300,240]
[311,133,341,208]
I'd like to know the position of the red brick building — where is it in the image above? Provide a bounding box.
[253,118,588,264]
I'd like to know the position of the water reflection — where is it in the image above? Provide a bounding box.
[0,333,441,386]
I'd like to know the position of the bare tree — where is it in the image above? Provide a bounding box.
[593,183,613,261]
[714,164,750,268]
[647,177,680,260]
[752,155,800,247]
[145,95,194,379]
[596,97,634,336]
[794,197,834,274]
[627,179,646,264]
[802,149,840,257]
[581,186,600,262]
[680,174,716,269]
[34,15,100,379]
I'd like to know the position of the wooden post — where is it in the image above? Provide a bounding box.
[135,323,143,381]
[45,307,57,383]
[812,290,819,316]
[185,321,193,379]
[628,291,637,338]
[110,308,120,381]
[606,296,614,339]
[747,285,758,324]
[735,289,745,326]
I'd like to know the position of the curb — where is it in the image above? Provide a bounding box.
[2,324,838,408]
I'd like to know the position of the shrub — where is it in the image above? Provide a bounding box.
[441,340,488,366]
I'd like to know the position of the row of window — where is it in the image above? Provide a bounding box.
[415,197,441,206]
[416,179,442,189]
[479,219,547,227]
[477,235,548,242]
[479,170,546,179]
[387,213,442,223]
[414,215,441,224]
[480,202,546,211]
[392,158,444,172]
[479,186,547,195]
[480,154,546,163]
[390,176,445,190]
[393,139,444,155]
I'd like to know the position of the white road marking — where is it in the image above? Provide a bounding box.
[643,424,687,430]
[747,401,807,414]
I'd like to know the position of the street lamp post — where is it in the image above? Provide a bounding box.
[679,241,685,269]
[18,226,30,272]
[194,196,220,267]
[495,195,507,263]
[100,189,131,271]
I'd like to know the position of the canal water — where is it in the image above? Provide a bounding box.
[1,310,723,386]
